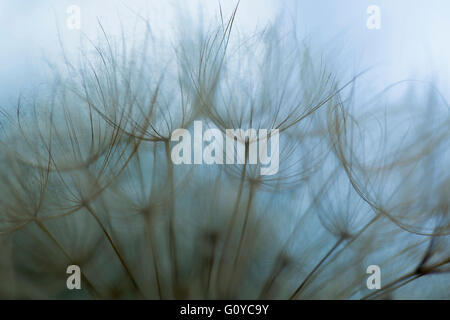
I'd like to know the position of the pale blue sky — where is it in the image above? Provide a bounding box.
[1,0,449,104]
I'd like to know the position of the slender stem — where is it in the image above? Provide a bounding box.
[84,203,144,298]
[290,237,343,299]
[205,239,217,298]
[34,219,101,299]
[306,215,381,298]
[362,257,450,300]
[146,216,163,299]
[164,140,179,297]
[227,183,255,294]
[362,272,419,300]
[148,142,163,299]
[258,255,288,299]
[215,163,247,290]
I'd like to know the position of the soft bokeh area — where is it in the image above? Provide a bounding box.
[0,1,448,299]
[2,0,450,102]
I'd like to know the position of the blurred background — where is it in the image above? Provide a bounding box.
[1,0,450,104]
[0,0,448,300]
